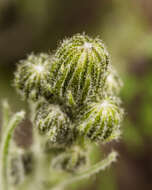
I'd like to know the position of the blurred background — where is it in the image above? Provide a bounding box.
[0,0,152,189]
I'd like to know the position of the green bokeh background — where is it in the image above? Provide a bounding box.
[0,0,152,189]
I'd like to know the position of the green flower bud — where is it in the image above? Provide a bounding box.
[104,65,123,95]
[77,97,123,143]
[14,53,51,101]
[51,146,88,173]
[46,34,110,107]
[34,101,73,147]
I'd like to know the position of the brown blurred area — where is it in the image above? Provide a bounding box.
[0,0,105,64]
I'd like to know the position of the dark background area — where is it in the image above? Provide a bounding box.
[0,0,152,189]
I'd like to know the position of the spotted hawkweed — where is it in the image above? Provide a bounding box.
[0,34,124,190]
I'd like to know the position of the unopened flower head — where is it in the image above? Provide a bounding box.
[14,53,51,101]
[34,101,73,147]
[46,34,110,108]
[77,97,124,143]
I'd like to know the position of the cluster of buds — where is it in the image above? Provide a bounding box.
[14,34,123,172]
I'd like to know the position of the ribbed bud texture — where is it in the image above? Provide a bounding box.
[47,34,110,107]
[14,53,51,101]
[34,101,73,146]
[77,97,123,142]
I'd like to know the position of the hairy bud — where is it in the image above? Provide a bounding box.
[46,34,110,107]
[77,97,124,143]
[14,53,51,101]
[34,101,73,147]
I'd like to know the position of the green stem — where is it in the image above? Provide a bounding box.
[52,151,118,190]
[1,100,11,142]
[0,111,25,190]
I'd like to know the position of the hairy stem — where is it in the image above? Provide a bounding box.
[0,111,25,190]
[52,151,118,190]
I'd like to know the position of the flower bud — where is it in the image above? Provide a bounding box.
[46,34,110,107]
[34,101,73,147]
[14,53,51,101]
[77,97,123,143]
